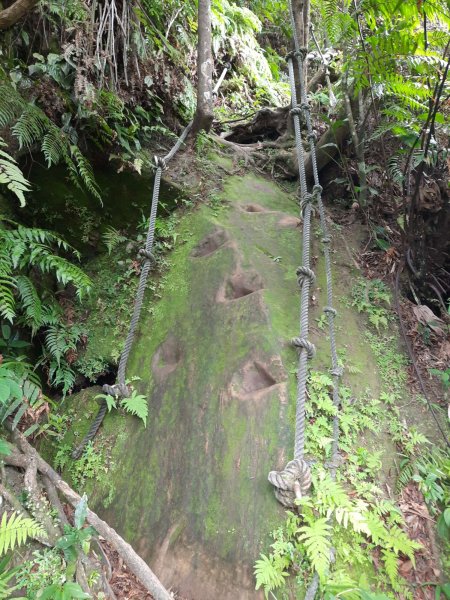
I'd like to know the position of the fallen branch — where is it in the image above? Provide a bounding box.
[0,0,39,30]
[8,430,173,600]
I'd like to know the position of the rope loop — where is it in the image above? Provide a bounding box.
[300,192,313,214]
[330,366,344,378]
[296,266,316,287]
[307,132,317,143]
[285,50,296,62]
[290,106,302,116]
[139,248,156,263]
[323,306,337,317]
[298,47,308,60]
[300,102,310,112]
[154,155,167,170]
[268,458,312,508]
[291,337,316,358]
[313,184,323,195]
[102,383,130,398]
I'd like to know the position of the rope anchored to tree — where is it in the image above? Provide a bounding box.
[72,64,231,460]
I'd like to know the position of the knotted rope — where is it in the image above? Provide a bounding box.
[72,64,231,460]
[268,7,343,598]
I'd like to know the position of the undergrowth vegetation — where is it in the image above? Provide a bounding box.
[0,0,448,597]
[255,276,449,598]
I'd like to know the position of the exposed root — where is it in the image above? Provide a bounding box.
[2,427,172,600]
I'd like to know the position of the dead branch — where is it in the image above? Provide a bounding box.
[9,430,173,600]
[0,0,39,30]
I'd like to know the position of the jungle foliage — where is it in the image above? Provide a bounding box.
[0,0,448,598]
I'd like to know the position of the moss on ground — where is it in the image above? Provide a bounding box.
[46,164,442,598]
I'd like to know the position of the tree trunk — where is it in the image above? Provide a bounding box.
[191,0,214,136]
[0,0,39,29]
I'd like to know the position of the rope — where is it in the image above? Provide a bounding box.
[268,5,343,597]
[72,64,231,460]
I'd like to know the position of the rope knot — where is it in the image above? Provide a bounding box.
[323,306,337,317]
[285,50,296,62]
[154,155,167,170]
[300,102,310,112]
[224,62,232,70]
[102,383,130,398]
[313,184,323,195]
[290,106,302,116]
[291,337,316,358]
[138,248,156,263]
[268,458,312,508]
[298,47,308,59]
[307,132,317,143]
[300,192,313,214]
[296,266,316,287]
[330,366,344,378]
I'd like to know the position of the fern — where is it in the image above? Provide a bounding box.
[12,104,50,149]
[0,82,101,201]
[297,518,332,581]
[254,554,288,598]
[48,359,75,396]
[381,549,400,591]
[15,275,42,335]
[0,143,32,207]
[0,84,25,128]
[0,221,91,323]
[0,512,44,555]
[102,226,127,254]
[121,391,148,426]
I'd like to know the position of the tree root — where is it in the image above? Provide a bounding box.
[3,428,172,600]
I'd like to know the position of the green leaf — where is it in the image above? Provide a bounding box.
[121,391,148,427]
[74,494,88,530]
[0,438,11,456]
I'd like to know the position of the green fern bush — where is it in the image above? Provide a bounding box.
[0,221,91,394]
[0,82,101,203]
[95,389,148,427]
[255,469,421,597]
[0,221,91,324]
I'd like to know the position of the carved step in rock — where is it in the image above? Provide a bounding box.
[218,270,264,302]
[152,335,182,381]
[191,228,229,258]
[230,359,285,401]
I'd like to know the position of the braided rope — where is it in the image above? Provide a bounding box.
[269,4,343,596]
[73,65,230,459]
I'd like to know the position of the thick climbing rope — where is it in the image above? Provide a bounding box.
[267,7,343,599]
[72,64,231,460]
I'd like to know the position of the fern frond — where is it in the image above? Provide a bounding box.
[102,226,127,254]
[121,391,148,426]
[254,554,288,598]
[0,141,32,206]
[12,104,50,149]
[70,145,102,203]
[16,275,42,335]
[0,512,44,555]
[381,549,400,591]
[0,84,25,128]
[297,518,332,581]
[48,358,75,396]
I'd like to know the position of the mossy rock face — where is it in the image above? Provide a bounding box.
[81,170,386,598]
